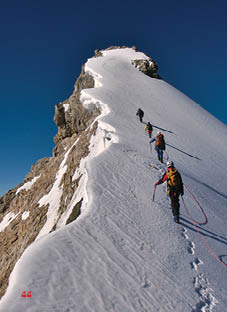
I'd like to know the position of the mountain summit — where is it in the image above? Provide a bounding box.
[0,47,227,311]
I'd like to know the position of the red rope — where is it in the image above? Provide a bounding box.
[184,184,207,225]
[182,196,227,269]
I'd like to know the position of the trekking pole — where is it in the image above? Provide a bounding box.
[152,185,156,202]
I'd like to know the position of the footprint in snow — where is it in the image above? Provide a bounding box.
[181,228,189,240]
[190,257,203,271]
[181,228,196,255]
[187,241,195,255]
[192,273,218,312]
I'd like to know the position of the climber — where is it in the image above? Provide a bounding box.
[145,122,153,138]
[136,108,144,123]
[154,161,184,223]
[150,131,166,163]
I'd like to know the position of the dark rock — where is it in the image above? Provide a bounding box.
[131,59,161,79]
[54,104,66,126]
[66,198,83,225]
[94,49,103,57]
[53,63,99,147]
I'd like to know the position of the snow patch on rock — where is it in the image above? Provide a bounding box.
[16,176,40,194]
[0,212,19,232]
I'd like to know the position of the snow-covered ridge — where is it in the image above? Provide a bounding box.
[37,55,119,237]
[0,47,227,311]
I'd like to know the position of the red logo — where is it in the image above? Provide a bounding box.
[21,291,32,298]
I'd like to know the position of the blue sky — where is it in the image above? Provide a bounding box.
[0,0,227,195]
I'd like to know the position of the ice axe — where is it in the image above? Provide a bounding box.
[152,185,157,202]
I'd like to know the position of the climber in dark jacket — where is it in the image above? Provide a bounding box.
[154,161,184,223]
[136,108,144,123]
[145,122,153,138]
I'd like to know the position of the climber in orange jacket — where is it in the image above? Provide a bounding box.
[150,131,166,163]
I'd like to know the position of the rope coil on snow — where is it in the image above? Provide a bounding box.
[183,184,207,225]
[181,192,227,269]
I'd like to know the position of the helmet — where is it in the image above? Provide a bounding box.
[167,161,174,167]
[157,131,161,135]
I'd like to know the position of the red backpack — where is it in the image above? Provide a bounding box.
[156,133,164,149]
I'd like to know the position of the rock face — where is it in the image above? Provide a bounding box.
[0,46,160,299]
[53,64,100,154]
[131,59,160,78]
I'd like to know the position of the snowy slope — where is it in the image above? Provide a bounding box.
[0,48,227,312]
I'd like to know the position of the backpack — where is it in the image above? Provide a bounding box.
[166,167,182,190]
[147,123,153,132]
[155,133,165,149]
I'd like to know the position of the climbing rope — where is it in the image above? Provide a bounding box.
[181,193,227,269]
[183,184,207,225]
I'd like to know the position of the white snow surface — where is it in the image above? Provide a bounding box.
[1,48,227,311]
[21,211,30,221]
[63,103,70,112]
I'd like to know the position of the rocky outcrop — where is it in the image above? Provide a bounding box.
[53,64,100,153]
[131,59,160,79]
[53,121,98,228]
[0,189,17,214]
[66,198,83,225]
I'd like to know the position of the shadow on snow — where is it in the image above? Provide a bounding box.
[166,143,201,160]
[180,216,227,246]
[183,172,227,201]
[152,124,174,134]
